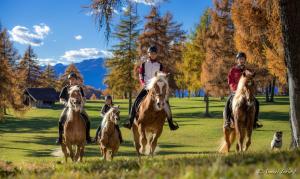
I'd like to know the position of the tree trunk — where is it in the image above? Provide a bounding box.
[280,0,300,148]
[203,93,211,117]
[128,91,132,115]
[269,76,276,102]
[265,86,270,102]
[4,107,7,115]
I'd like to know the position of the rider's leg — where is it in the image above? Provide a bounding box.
[56,107,68,144]
[81,110,92,143]
[124,89,148,129]
[94,124,101,143]
[164,101,179,130]
[253,98,263,129]
[224,94,234,129]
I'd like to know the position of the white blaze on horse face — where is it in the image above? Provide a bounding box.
[157,81,164,94]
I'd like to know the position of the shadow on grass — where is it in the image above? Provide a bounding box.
[259,111,289,121]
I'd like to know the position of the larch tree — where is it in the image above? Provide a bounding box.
[178,9,210,97]
[279,0,300,148]
[0,26,25,120]
[59,63,84,88]
[105,3,140,113]
[40,64,59,90]
[232,0,286,102]
[18,46,42,89]
[201,0,236,116]
[138,7,185,90]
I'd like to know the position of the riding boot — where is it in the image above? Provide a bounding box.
[56,122,63,145]
[124,108,136,129]
[115,125,124,143]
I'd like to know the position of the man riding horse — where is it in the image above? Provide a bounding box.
[56,72,93,144]
[223,52,263,130]
[124,46,179,131]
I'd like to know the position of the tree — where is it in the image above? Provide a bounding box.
[232,0,286,102]
[0,27,25,120]
[105,3,140,113]
[201,0,235,116]
[40,64,59,89]
[59,63,84,88]
[18,46,42,89]
[177,9,210,97]
[138,7,185,90]
[87,0,159,40]
[279,0,300,148]
[0,27,19,67]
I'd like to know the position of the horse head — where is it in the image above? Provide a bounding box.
[238,70,256,106]
[146,72,170,111]
[110,105,120,125]
[68,85,84,112]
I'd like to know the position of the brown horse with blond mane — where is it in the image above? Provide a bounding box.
[132,72,169,157]
[219,70,256,153]
[98,105,121,161]
[61,85,86,162]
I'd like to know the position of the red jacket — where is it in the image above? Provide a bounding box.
[228,65,244,92]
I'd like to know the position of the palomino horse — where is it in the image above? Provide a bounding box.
[61,85,86,162]
[98,105,121,161]
[132,72,169,157]
[219,70,256,153]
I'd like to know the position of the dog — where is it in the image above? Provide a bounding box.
[271,131,283,151]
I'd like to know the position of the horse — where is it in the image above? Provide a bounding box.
[61,85,86,162]
[98,105,121,161]
[219,70,256,153]
[132,72,169,157]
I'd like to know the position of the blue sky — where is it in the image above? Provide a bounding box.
[0,0,212,65]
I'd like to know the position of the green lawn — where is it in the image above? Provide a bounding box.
[1,96,298,178]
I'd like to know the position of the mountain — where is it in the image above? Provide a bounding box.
[44,58,107,89]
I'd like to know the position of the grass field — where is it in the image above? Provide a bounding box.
[1,96,299,178]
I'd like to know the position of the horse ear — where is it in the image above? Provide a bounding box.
[117,105,120,109]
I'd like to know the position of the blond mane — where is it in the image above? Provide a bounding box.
[145,72,169,96]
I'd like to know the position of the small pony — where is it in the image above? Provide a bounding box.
[132,72,169,157]
[98,105,121,161]
[61,85,86,162]
[219,70,256,153]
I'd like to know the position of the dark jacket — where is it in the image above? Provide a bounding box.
[101,104,113,117]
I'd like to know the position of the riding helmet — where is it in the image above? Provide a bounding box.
[68,72,78,79]
[236,52,247,59]
[147,46,158,53]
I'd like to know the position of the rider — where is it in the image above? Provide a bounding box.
[94,95,123,143]
[224,52,263,130]
[56,72,93,144]
[123,45,179,130]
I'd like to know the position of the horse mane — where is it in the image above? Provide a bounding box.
[145,72,169,93]
[68,85,81,95]
[101,107,116,128]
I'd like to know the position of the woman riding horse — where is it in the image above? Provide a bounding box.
[123,46,179,131]
[223,52,263,130]
[56,72,93,144]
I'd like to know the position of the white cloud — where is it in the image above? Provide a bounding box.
[9,24,50,46]
[74,35,82,40]
[61,48,113,63]
[37,58,65,66]
[86,7,119,16]
[130,0,163,6]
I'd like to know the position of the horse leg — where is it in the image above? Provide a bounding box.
[138,124,147,155]
[67,144,74,162]
[132,123,141,157]
[61,142,68,163]
[245,111,255,151]
[224,127,232,153]
[79,145,85,162]
[74,145,80,162]
[103,147,107,161]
